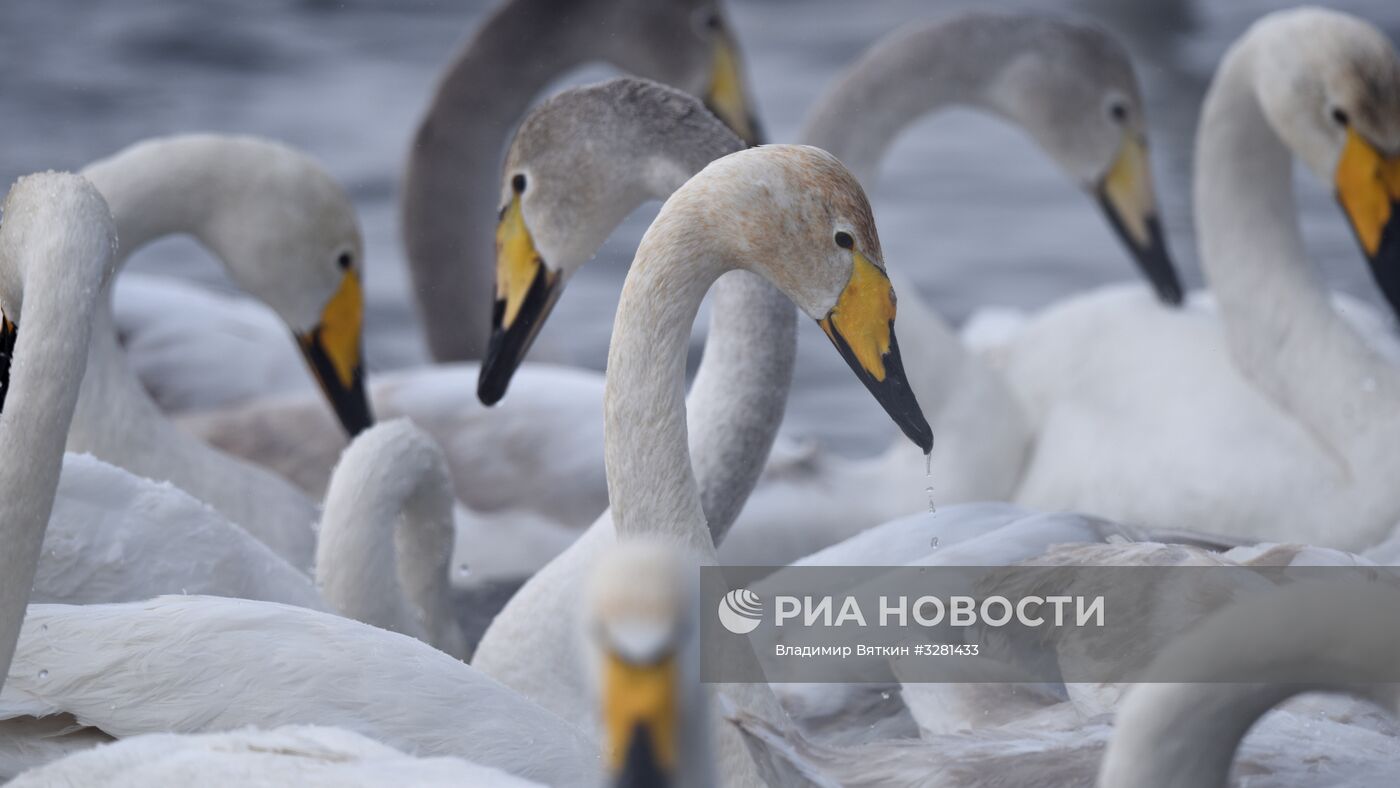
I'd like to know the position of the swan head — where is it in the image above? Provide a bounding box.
[1247,9,1400,308]
[479,79,743,404]
[0,173,117,413]
[984,16,1182,305]
[585,538,698,786]
[601,0,763,146]
[190,138,374,437]
[672,144,933,453]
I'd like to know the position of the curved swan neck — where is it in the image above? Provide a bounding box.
[81,136,244,262]
[0,180,113,691]
[800,14,1034,436]
[604,219,725,546]
[316,422,463,655]
[402,0,595,362]
[1194,34,1400,454]
[801,14,1042,186]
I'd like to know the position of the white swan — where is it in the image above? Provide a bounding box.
[1001,7,1400,550]
[72,134,375,566]
[29,419,467,659]
[403,0,761,362]
[474,144,934,786]
[718,11,1186,565]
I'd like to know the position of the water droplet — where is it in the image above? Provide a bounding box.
[180,588,188,595]
[923,451,937,515]
[880,690,891,700]
[40,624,47,632]
[37,669,47,680]
[457,563,471,578]
[930,536,940,549]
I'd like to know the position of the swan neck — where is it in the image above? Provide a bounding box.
[316,435,460,652]
[800,18,1020,185]
[81,144,221,263]
[1194,38,1400,451]
[604,219,725,547]
[402,0,589,361]
[0,249,104,691]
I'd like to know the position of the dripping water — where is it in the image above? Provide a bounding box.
[925,450,939,549]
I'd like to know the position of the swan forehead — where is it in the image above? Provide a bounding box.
[0,173,118,309]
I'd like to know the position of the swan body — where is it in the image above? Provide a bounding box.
[0,597,599,785]
[30,420,469,659]
[1003,8,1400,550]
[9,726,544,788]
[71,134,377,567]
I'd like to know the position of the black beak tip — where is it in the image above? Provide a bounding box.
[905,417,934,455]
[477,364,508,407]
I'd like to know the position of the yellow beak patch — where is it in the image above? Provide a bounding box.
[819,252,896,382]
[1101,135,1156,249]
[603,653,678,773]
[1336,128,1400,257]
[706,32,758,146]
[495,194,544,330]
[313,270,363,389]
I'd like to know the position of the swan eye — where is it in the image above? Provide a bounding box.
[1107,101,1128,124]
[834,231,854,250]
[337,252,353,271]
[705,12,722,30]
[511,174,527,194]
[1331,107,1350,127]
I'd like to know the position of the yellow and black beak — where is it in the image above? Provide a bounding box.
[1336,128,1400,315]
[605,652,678,788]
[295,270,374,437]
[1095,134,1183,306]
[0,314,16,414]
[478,193,563,406]
[819,253,934,453]
[704,25,764,147]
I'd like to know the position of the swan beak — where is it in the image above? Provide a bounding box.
[1335,128,1400,311]
[0,314,15,414]
[1096,134,1183,306]
[479,193,563,406]
[295,270,374,437]
[605,653,678,787]
[705,27,764,146]
[818,253,934,453]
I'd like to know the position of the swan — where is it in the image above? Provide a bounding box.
[720,11,1187,564]
[403,0,762,362]
[177,79,776,543]
[473,144,933,786]
[1099,578,1400,787]
[27,419,468,659]
[1001,7,1400,550]
[72,133,375,566]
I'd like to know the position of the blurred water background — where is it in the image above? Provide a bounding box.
[2,0,1397,455]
